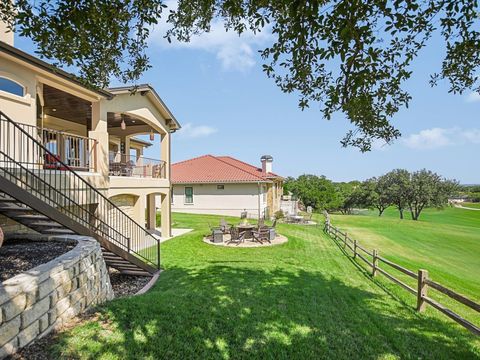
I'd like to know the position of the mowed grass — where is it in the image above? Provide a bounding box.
[330,207,480,326]
[52,213,480,359]
[463,202,480,209]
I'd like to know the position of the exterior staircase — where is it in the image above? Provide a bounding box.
[0,111,160,276]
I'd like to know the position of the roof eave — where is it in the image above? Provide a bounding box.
[0,41,112,99]
[108,84,181,131]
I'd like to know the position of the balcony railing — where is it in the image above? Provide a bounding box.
[0,122,97,172]
[109,152,166,178]
[41,127,97,172]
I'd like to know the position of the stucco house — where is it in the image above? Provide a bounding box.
[171,155,284,218]
[0,27,180,275]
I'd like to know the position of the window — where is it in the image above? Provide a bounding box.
[217,185,225,190]
[0,77,25,97]
[185,187,194,204]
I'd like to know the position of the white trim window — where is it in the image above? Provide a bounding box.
[0,76,25,97]
[184,186,194,204]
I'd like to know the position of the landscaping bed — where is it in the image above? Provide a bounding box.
[8,268,152,360]
[108,267,152,297]
[0,238,76,282]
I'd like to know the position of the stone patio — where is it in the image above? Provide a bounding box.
[203,233,288,247]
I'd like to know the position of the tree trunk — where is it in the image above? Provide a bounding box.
[399,209,404,219]
[378,208,385,217]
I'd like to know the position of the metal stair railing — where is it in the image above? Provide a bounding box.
[0,111,160,270]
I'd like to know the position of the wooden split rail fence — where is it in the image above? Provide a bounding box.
[323,211,480,336]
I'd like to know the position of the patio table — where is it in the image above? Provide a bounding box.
[237,224,255,239]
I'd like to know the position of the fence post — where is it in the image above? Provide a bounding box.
[353,239,357,259]
[372,249,378,277]
[344,232,348,249]
[417,269,429,312]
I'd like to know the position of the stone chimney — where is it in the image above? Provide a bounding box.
[0,4,14,47]
[261,155,273,174]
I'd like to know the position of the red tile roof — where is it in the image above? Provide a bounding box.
[172,155,283,184]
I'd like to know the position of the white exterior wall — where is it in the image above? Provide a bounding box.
[171,183,268,218]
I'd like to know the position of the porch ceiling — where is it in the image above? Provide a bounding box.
[107,112,145,128]
[43,84,92,126]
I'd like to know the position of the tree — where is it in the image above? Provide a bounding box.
[0,0,166,88]
[358,177,390,216]
[405,169,458,220]
[383,169,411,219]
[332,181,361,214]
[2,1,480,150]
[286,174,337,211]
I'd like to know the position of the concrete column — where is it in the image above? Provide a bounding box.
[120,135,130,159]
[160,192,171,238]
[160,132,170,179]
[133,194,145,228]
[146,193,156,230]
[89,102,109,177]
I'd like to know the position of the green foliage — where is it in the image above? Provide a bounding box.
[3,1,480,149]
[0,0,166,88]
[274,209,285,220]
[285,174,337,211]
[406,169,459,220]
[382,169,411,218]
[167,0,480,151]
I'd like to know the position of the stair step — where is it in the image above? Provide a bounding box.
[42,228,75,235]
[117,269,151,277]
[106,261,140,268]
[109,265,144,273]
[13,214,49,220]
[26,221,64,228]
[0,205,30,211]
[0,198,18,203]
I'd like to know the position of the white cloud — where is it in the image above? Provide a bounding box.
[403,127,480,149]
[466,92,480,103]
[150,1,271,71]
[403,128,454,149]
[177,123,218,139]
[461,129,480,144]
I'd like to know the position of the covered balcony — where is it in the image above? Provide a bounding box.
[106,111,168,180]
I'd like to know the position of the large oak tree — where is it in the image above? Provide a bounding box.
[1,0,479,150]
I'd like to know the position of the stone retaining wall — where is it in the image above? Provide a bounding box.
[0,235,114,358]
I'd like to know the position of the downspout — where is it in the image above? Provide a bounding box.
[257,182,261,220]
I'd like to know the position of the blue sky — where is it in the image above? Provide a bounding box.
[14,14,480,184]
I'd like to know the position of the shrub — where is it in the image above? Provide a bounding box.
[274,210,285,220]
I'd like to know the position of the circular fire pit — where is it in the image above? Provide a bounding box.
[203,233,288,247]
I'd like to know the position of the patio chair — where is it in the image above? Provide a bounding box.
[252,227,271,244]
[267,219,277,229]
[226,227,246,245]
[220,218,232,234]
[257,218,265,229]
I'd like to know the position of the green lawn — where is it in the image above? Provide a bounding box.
[52,212,480,359]
[462,202,480,209]
[330,207,480,327]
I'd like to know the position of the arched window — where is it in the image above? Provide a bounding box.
[0,77,25,97]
